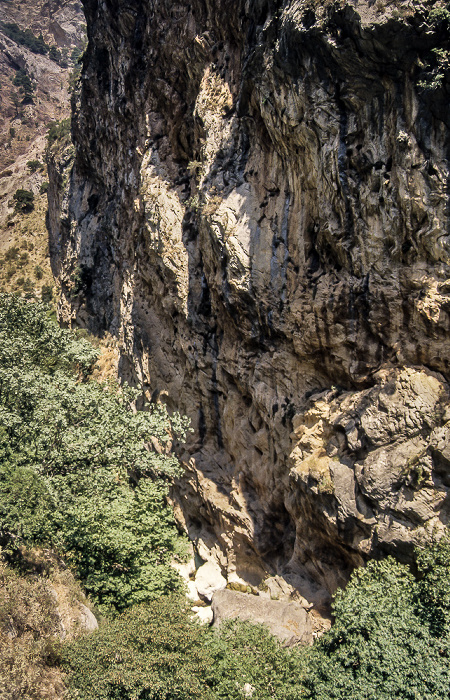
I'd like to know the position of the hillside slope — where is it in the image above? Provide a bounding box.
[0,0,85,298]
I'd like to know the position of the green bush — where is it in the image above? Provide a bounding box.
[416,534,450,638]
[303,557,450,699]
[64,600,307,700]
[4,246,19,262]
[13,189,34,213]
[27,160,43,173]
[203,619,307,700]
[12,68,35,104]
[34,265,44,280]
[46,118,71,146]
[64,597,215,700]
[0,294,190,614]
[41,284,53,303]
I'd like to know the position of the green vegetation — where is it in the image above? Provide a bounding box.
[34,265,44,280]
[62,541,450,700]
[1,295,450,699]
[27,160,43,173]
[12,68,35,104]
[46,118,71,146]
[417,3,450,89]
[304,555,450,699]
[0,294,189,614]
[13,189,34,213]
[64,601,306,700]
[0,22,68,66]
[1,22,48,55]
[41,284,53,303]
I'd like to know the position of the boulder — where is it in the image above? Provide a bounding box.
[195,561,227,602]
[212,589,313,646]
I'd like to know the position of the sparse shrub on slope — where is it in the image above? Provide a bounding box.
[0,559,64,700]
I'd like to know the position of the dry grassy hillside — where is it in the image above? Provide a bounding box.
[0,0,85,300]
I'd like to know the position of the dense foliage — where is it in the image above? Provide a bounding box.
[13,188,34,213]
[417,3,450,89]
[12,68,35,104]
[2,294,450,699]
[46,118,71,146]
[64,544,450,700]
[0,22,68,65]
[64,599,307,700]
[0,294,189,613]
[304,555,450,699]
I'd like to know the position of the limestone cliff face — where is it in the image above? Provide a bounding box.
[49,0,450,611]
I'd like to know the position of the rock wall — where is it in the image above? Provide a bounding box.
[49,0,450,613]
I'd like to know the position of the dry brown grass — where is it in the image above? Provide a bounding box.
[0,557,66,700]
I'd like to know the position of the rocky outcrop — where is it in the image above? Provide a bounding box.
[49,0,450,616]
[212,588,313,646]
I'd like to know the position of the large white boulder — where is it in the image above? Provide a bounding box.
[195,561,227,602]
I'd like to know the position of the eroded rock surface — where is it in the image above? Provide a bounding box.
[212,588,313,646]
[49,0,450,617]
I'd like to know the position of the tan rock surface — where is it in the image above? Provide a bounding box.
[212,588,313,646]
[49,0,450,619]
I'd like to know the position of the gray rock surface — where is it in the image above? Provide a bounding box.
[48,0,450,620]
[212,589,313,646]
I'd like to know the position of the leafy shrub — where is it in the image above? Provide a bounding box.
[416,4,450,90]
[64,597,215,700]
[23,278,33,293]
[0,294,189,613]
[18,252,29,266]
[64,599,306,700]
[27,160,43,173]
[303,557,450,699]
[13,189,34,213]
[416,534,450,638]
[34,265,44,280]
[203,619,307,700]
[4,246,19,262]
[12,68,35,104]
[71,46,84,62]
[40,181,49,194]
[4,265,15,281]
[41,284,53,303]
[46,118,71,146]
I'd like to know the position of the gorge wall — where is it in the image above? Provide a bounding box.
[48,0,450,614]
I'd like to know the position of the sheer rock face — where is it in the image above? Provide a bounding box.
[49,0,450,612]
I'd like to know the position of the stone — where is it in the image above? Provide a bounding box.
[212,589,313,647]
[195,561,227,602]
[77,603,99,633]
[192,605,214,625]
